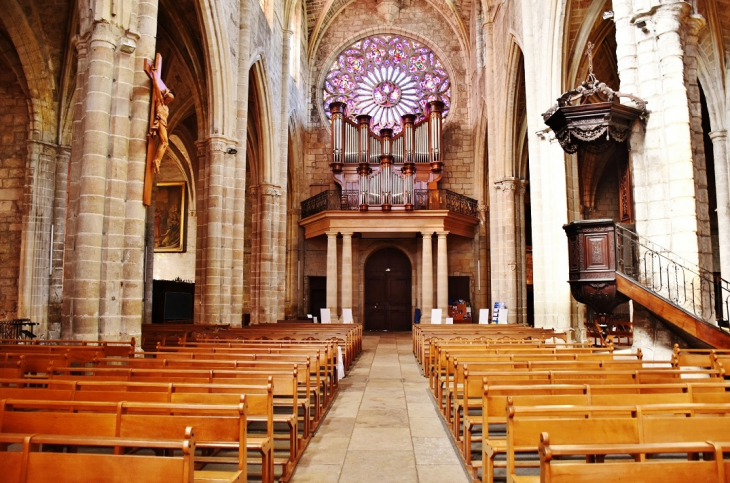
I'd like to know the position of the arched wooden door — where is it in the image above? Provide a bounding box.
[364,248,412,331]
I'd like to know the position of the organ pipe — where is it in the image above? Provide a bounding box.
[402,114,416,164]
[380,128,393,211]
[330,102,346,166]
[427,100,444,164]
[357,162,371,211]
[357,115,371,165]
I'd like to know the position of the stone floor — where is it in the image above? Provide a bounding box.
[290,332,470,483]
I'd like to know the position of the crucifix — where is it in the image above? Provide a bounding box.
[143,53,175,206]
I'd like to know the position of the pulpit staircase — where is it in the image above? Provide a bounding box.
[565,220,730,349]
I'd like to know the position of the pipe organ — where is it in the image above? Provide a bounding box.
[329,100,445,211]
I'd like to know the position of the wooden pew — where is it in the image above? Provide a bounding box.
[469,382,730,480]
[0,398,253,483]
[141,323,230,352]
[40,365,304,479]
[52,360,318,437]
[149,344,334,412]
[443,354,655,420]
[414,326,571,369]
[0,430,207,483]
[430,344,621,404]
[445,362,705,429]
[0,338,135,357]
[538,434,730,483]
[672,344,730,369]
[499,402,730,483]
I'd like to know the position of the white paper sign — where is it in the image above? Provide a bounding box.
[320,308,331,323]
[431,308,442,324]
[497,308,509,324]
[342,308,353,324]
[445,317,454,325]
[306,314,312,319]
[337,346,345,381]
[478,308,490,324]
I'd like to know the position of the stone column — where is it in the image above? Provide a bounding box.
[341,232,353,311]
[613,2,712,321]
[232,0,253,327]
[326,232,338,318]
[436,231,449,314]
[61,2,156,343]
[62,23,118,340]
[710,131,730,285]
[421,232,433,323]
[202,138,228,324]
[256,184,283,323]
[493,178,527,323]
[194,141,209,324]
[285,208,302,318]
[48,148,70,338]
[18,141,57,334]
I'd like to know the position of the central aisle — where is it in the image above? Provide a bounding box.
[290,332,470,483]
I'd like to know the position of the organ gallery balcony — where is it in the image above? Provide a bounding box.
[298,190,479,239]
[299,99,479,239]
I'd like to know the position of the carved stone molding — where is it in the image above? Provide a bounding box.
[709,130,728,143]
[494,177,527,194]
[376,0,402,24]
[261,184,282,198]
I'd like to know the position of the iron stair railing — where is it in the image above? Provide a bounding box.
[615,224,730,326]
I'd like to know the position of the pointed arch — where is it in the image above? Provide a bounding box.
[500,38,525,178]
[196,0,235,138]
[1,0,58,142]
[248,60,275,184]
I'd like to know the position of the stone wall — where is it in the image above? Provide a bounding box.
[0,66,26,318]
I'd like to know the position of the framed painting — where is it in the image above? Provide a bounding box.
[154,182,186,252]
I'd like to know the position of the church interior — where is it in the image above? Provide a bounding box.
[3,0,730,481]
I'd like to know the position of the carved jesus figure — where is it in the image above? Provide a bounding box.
[144,54,175,174]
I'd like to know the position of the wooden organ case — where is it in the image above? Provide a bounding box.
[328,100,446,212]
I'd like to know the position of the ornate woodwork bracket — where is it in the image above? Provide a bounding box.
[542,43,647,154]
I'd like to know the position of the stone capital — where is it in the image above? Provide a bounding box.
[89,22,119,50]
[436,231,449,238]
[195,140,207,159]
[259,183,282,198]
[493,177,527,192]
[709,130,728,143]
[203,135,239,155]
[340,231,354,238]
[27,140,61,157]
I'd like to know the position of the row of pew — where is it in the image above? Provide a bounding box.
[413,324,730,483]
[0,322,363,483]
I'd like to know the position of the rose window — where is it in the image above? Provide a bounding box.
[323,35,451,135]
[373,81,401,107]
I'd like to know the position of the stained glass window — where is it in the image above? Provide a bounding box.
[323,35,451,135]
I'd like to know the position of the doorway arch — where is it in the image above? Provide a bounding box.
[364,248,412,331]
